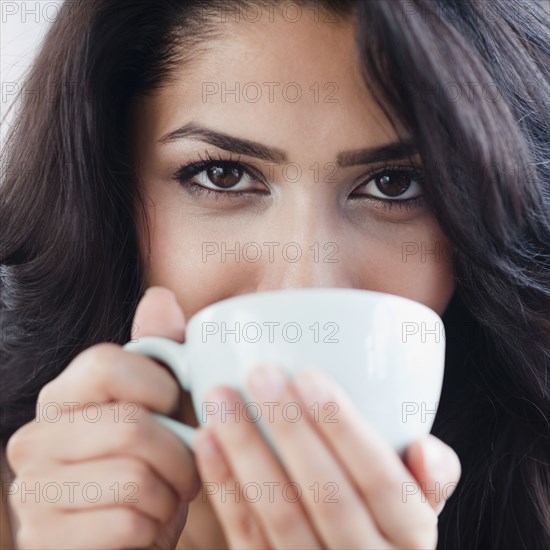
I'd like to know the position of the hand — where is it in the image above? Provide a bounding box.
[6,287,200,549]
[193,365,461,549]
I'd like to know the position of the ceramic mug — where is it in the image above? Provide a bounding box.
[123,288,445,455]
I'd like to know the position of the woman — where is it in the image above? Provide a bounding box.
[1,0,548,548]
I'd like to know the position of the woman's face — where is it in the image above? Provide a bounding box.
[132,9,454,320]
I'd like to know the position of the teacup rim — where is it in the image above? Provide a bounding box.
[185,287,441,330]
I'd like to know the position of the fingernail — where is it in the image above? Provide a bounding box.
[144,286,176,298]
[293,370,332,404]
[195,430,222,462]
[423,437,450,479]
[247,364,287,401]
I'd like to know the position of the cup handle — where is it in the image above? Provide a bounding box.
[123,336,197,449]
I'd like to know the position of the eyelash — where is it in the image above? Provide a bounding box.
[172,153,426,212]
[350,163,425,212]
[173,152,264,200]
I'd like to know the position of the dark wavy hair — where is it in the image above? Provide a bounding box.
[1,1,549,548]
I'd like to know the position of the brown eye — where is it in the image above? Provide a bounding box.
[375,173,411,197]
[207,164,243,189]
[179,160,265,195]
[351,168,424,201]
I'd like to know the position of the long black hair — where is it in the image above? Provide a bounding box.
[1,1,548,548]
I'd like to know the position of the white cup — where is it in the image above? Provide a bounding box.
[123,288,445,455]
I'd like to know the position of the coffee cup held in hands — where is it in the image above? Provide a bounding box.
[123,288,445,455]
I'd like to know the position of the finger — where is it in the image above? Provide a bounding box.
[7,404,200,502]
[132,286,186,343]
[15,457,180,525]
[20,507,159,549]
[194,429,271,550]
[404,435,461,515]
[199,387,322,549]
[245,367,390,549]
[292,369,438,550]
[37,343,181,415]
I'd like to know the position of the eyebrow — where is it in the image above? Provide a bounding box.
[337,141,418,167]
[159,122,287,163]
[158,122,418,167]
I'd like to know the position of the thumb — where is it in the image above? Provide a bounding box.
[404,434,462,516]
[132,286,195,425]
[132,286,187,343]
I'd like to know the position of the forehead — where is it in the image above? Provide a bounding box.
[133,11,401,158]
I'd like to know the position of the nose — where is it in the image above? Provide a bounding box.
[255,242,354,291]
[255,199,357,292]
